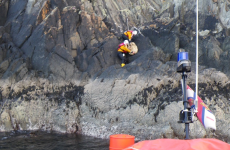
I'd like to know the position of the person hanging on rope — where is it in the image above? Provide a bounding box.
[122,30,138,43]
[117,40,134,67]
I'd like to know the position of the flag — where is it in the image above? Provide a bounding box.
[187,85,216,130]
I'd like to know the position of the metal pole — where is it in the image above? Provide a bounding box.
[182,72,189,139]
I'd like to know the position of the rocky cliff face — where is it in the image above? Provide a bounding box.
[1,0,230,142]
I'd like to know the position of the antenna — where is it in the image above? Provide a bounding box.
[195,0,199,113]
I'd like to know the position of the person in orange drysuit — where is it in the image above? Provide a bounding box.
[117,40,134,67]
[122,30,138,42]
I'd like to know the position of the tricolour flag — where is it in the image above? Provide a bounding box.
[187,85,216,130]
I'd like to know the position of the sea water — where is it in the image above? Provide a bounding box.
[0,131,109,150]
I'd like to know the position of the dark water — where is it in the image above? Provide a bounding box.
[0,131,109,150]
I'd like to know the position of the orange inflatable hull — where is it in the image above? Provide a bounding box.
[123,138,230,150]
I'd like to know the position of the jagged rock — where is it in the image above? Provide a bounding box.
[0,78,83,132]
[222,36,230,52]
[2,58,28,82]
[205,37,222,60]
[0,0,9,26]
[75,36,120,75]
[19,7,76,80]
[50,0,68,12]
[0,46,4,64]
[142,29,179,61]
[0,26,3,43]
[61,6,81,53]
[10,0,42,48]
[199,30,210,37]
[0,59,9,78]
[77,11,109,49]
[91,0,166,32]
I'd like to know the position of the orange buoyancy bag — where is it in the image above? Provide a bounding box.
[123,139,230,150]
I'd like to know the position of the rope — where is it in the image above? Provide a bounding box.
[127,18,129,30]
